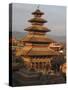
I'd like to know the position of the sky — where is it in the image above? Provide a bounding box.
[12,3,66,36]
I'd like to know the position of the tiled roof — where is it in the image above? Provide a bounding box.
[24,25,50,32]
[28,47,59,56]
[28,18,47,23]
[32,9,44,15]
[21,46,59,56]
[22,35,54,43]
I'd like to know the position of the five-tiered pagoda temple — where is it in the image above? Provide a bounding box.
[21,8,59,74]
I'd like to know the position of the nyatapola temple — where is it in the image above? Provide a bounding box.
[20,8,62,74]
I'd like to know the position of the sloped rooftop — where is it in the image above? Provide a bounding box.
[22,35,55,43]
[24,25,50,32]
[32,9,44,15]
[28,17,47,23]
[21,46,59,56]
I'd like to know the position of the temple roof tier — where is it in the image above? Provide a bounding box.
[22,35,55,43]
[28,17,47,23]
[24,25,50,32]
[21,46,59,56]
[32,9,44,15]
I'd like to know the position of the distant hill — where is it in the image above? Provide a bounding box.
[12,31,27,40]
[48,35,66,43]
[12,31,66,43]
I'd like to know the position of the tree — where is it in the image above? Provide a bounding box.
[51,55,66,72]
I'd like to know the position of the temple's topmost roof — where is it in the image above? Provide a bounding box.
[32,9,44,15]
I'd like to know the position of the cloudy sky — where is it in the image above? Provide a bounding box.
[12,3,66,36]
